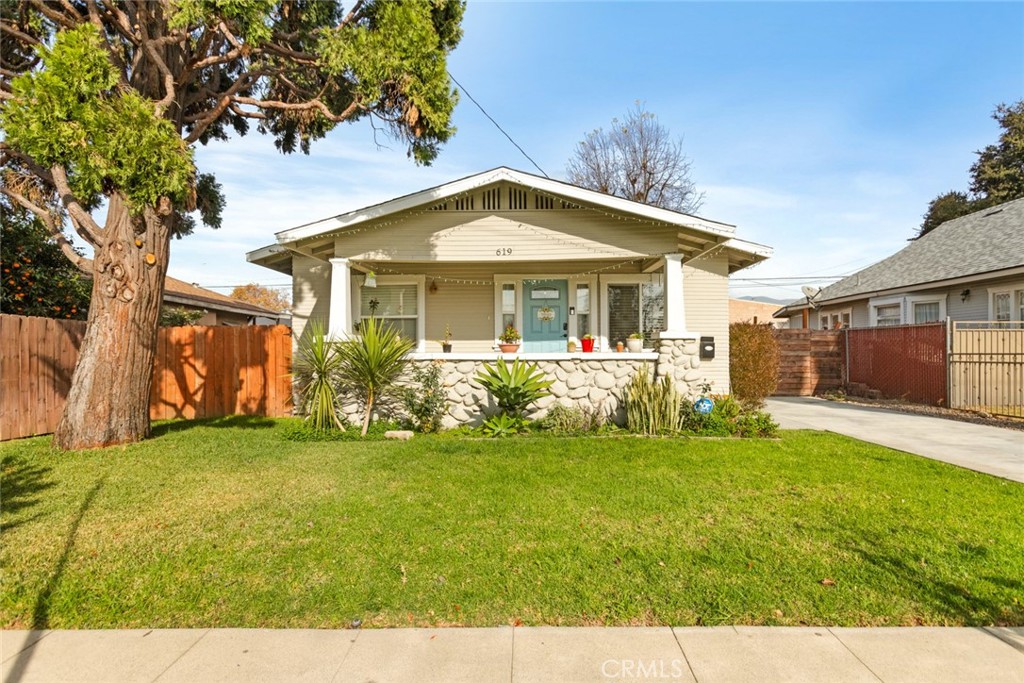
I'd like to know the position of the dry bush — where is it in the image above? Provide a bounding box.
[729,322,779,407]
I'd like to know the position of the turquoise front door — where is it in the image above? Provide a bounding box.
[523,279,568,353]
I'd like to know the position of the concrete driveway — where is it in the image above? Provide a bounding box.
[765,397,1024,484]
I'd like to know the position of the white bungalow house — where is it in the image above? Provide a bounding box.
[247,167,772,425]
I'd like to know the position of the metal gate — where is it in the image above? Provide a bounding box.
[948,321,1024,418]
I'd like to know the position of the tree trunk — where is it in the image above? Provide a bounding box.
[53,194,171,450]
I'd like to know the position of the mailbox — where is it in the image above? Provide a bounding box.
[700,336,715,360]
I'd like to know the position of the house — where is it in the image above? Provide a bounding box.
[775,198,1024,329]
[729,298,786,327]
[247,167,772,425]
[163,276,285,326]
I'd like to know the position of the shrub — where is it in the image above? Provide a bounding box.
[729,321,779,407]
[624,367,682,435]
[538,404,605,434]
[474,358,553,418]
[481,413,527,437]
[338,316,416,435]
[293,320,345,432]
[679,395,778,438]
[402,362,449,433]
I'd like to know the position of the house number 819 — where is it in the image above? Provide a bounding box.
[495,247,513,256]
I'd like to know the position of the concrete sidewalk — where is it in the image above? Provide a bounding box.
[765,397,1024,483]
[3,626,1023,683]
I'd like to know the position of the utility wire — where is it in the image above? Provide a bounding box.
[448,71,549,178]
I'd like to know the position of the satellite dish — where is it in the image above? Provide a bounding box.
[801,285,822,309]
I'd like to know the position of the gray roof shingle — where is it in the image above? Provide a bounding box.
[798,197,1024,306]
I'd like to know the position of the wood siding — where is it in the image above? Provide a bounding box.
[685,256,731,392]
[1,316,292,441]
[332,189,680,262]
[291,254,331,344]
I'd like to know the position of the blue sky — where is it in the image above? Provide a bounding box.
[174,1,1024,302]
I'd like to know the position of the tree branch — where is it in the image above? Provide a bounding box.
[50,165,105,247]
[1,186,93,273]
[232,95,363,123]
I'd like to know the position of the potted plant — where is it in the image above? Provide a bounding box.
[498,324,521,353]
[567,336,579,353]
[440,323,453,353]
[626,332,643,353]
[580,334,595,353]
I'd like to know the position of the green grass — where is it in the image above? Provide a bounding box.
[2,418,1022,629]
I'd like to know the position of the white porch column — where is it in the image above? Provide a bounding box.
[663,253,689,335]
[328,257,353,339]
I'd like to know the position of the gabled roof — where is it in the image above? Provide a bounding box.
[247,167,773,271]
[163,276,281,318]
[273,166,739,242]
[776,197,1024,315]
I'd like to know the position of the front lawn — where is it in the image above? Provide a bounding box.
[2,419,1022,628]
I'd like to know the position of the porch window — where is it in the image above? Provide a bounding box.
[360,284,418,339]
[575,283,591,338]
[607,282,664,345]
[913,301,941,324]
[875,304,901,327]
[501,283,516,330]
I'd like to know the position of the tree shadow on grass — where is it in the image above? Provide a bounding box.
[847,538,1024,626]
[151,414,279,437]
[4,476,105,683]
[0,454,55,533]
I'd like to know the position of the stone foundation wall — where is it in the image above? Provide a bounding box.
[339,335,702,428]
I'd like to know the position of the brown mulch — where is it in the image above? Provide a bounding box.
[820,394,1024,432]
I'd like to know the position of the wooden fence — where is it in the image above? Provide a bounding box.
[1,314,292,441]
[949,322,1024,418]
[772,329,844,396]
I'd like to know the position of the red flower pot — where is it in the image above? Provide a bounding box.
[581,338,595,353]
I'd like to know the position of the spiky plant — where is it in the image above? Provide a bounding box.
[474,358,553,418]
[624,366,682,435]
[293,320,345,432]
[337,316,416,436]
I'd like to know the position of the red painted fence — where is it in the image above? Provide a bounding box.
[844,323,947,405]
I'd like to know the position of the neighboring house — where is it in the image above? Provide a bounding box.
[248,167,771,424]
[775,198,1024,329]
[729,298,786,327]
[163,276,284,326]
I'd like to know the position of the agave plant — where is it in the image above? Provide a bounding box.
[293,320,345,432]
[474,358,553,418]
[337,316,416,435]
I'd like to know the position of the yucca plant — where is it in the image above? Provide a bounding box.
[337,316,416,435]
[624,366,682,435]
[474,358,553,419]
[293,320,345,432]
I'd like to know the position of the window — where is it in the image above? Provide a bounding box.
[821,309,851,329]
[1018,291,1024,322]
[875,304,901,326]
[994,292,1011,322]
[606,281,664,345]
[575,283,591,338]
[913,301,941,324]
[360,284,418,340]
[501,283,516,331]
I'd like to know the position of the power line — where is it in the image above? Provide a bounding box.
[448,71,549,178]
